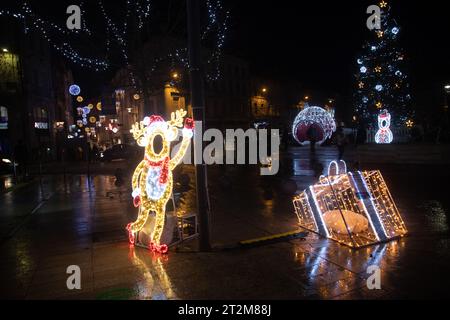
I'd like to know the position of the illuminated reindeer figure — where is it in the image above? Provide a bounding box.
[127,109,194,253]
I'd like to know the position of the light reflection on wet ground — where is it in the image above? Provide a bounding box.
[0,146,449,299]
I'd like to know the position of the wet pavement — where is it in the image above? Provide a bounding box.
[0,145,450,299]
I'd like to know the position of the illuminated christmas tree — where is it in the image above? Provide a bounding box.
[354,1,412,126]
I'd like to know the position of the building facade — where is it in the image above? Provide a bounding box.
[0,16,74,161]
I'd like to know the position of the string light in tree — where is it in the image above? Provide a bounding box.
[0,3,109,70]
[354,0,412,124]
[1,0,228,80]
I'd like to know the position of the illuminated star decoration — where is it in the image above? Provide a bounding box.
[379,1,388,8]
[358,82,365,89]
[376,102,383,109]
[375,66,382,73]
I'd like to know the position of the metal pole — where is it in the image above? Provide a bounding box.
[187,0,211,251]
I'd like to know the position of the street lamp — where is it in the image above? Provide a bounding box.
[445,84,450,111]
[2,48,8,53]
[262,87,267,94]
[172,72,179,80]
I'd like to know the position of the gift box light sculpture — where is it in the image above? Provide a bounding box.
[293,160,407,248]
[126,109,194,254]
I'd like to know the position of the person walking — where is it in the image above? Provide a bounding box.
[335,127,348,160]
[13,140,28,181]
[307,125,319,153]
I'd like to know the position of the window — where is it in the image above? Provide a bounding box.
[0,106,8,121]
[34,107,48,120]
[0,106,8,129]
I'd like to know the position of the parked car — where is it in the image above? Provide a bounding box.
[0,157,16,174]
[99,144,143,162]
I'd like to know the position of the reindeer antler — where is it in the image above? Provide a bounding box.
[130,121,147,146]
[168,109,187,128]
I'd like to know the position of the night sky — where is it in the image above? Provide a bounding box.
[228,1,450,109]
[5,0,450,112]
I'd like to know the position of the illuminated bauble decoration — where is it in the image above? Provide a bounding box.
[133,94,140,100]
[69,84,81,96]
[126,109,194,254]
[96,102,102,111]
[375,109,394,144]
[82,106,91,115]
[392,27,399,35]
[88,103,94,110]
[82,119,88,126]
[89,116,96,124]
[395,70,402,77]
[371,46,377,51]
[292,105,336,146]
[360,66,367,73]
[375,84,383,92]
[362,96,369,103]
[357,59,363,65]
[76,96,84,103]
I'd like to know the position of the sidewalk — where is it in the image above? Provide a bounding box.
[0,148,449,299]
